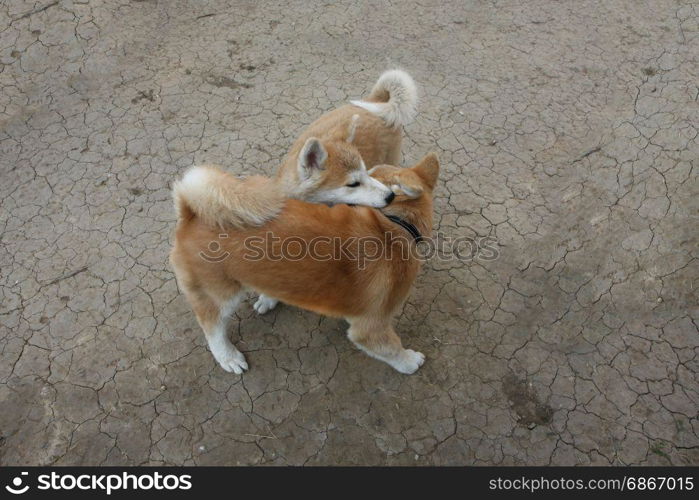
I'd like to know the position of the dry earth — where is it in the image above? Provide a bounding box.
[1,0,697,465]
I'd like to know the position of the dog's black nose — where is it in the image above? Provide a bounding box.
[385,192,395,204]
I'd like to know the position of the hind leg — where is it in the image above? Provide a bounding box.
[190,290,248,374]
[346,316,424,374]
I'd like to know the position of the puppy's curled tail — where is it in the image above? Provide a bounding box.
[350,69,418,128]
[173,165,284,229]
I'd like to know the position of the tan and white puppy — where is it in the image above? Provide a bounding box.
[275,69,418,200]
[170,153,439,375]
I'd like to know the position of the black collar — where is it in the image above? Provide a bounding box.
[384,214,423,243]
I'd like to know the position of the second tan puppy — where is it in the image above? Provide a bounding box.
[171,153,439,374]
[275,69,418,197]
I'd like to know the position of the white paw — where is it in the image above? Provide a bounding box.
[215,348,248,374]
[253,295,278,315]
[391,349,425,374]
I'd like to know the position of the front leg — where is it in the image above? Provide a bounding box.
[346,316,425,374]
[253,294,279,315]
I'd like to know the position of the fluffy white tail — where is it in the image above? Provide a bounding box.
[173,165,284,229]
[350,69,418,128]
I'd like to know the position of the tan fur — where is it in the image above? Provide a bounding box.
[173,167,285,229]
[276,69,417,191]
[276,105,403,191]
[172,140,368,229]
[170,154,439,374]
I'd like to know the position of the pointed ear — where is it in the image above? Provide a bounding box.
[412,152,440,191]
[347,114,359,143]
[391,183,423,199]
[298,138,327,179]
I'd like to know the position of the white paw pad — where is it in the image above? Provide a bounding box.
[392,349,425,374]
[253,296,278,315]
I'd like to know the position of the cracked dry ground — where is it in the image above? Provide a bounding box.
[1,0,697,466]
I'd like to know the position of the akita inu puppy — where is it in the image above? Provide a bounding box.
[170,153,439,375]
[274,69,418,200]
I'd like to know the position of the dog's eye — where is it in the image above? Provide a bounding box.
[346,181,360,188]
